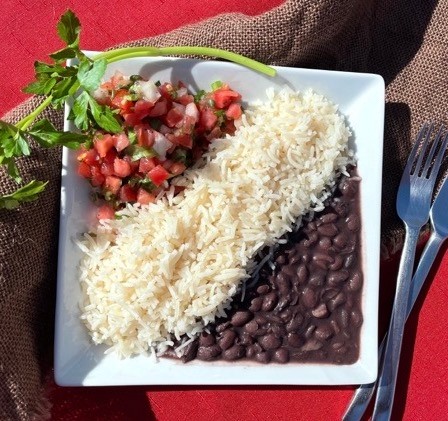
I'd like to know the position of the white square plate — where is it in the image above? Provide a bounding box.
[54,53,385,386]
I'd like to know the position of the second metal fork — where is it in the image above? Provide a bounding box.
[372,124,448,421]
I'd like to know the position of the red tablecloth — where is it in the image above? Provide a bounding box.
[1,1,448,420]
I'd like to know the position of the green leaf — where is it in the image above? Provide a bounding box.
[70,91,90,131]
[124,145,157,161]
[6,159,22,183]
[28,119,89,149]
[51,76,77,101]
[77,58,106,92]
[0,180,48,209]
[57,9,81,47]
[88,97,122,133]
[50,47,78,62]
[1,130,30,158]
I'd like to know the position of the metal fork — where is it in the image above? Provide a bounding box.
[364,124,447,421]
[342,150,448,421]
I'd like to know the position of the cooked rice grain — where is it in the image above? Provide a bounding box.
[78,87,352,357]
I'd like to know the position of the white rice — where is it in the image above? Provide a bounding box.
[78,87,352,357]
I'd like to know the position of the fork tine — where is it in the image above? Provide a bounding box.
[423,125,445,177]
[405,123,430,174]
[413,123,433,175]
[428,131,448,179]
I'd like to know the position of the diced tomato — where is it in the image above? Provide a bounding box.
[103,148,118,164]
[134,99,153,119]
[159,83,176,100]
[165,107,184,128]
[199,108,218,131]
[113,133,130,152]
[136,188,156,205]
[94,134,115,158]
[148,97,170,117]
[100,161,115,176]
[161,159,173,170]
[170,162,187,176]
[97,204,115,220]
[148,165,170,186]
[111,89,133,112]
[113,158,132,178]
[110,71,129,89]
[136,126,155,147]
[222,119,237,135]
[78,148,99,166]
[225,102,242,120]
[104,176,122,195]
[212,88,241,109]
[90,165,105,187]
[77,161,91,178]
[177,94,194,105]
[166,133,193,149]
[138,157,158,173]
[205,126,222,142]
[119,184,138,202]
[123,112,142,127]
[122,155,139,174]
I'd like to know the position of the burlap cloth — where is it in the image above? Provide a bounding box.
[1,0,447,419]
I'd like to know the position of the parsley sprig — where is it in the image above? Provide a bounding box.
[0,9,276,209]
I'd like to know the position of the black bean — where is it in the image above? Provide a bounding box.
[318,223,338,237]
[331,319,341,334]
[265,313,283,324]
[329,255,343,271]
[216,322,230,333]
[301,339,323,351]
[318,237,332,250]
[275,273,291,295]
[262,292,278,311]
[333,199,349,217]
[255,351,271,364]
[338,308,349,328]
[333,232,348,249]
[222,345,245,361]
[256,284,270,295]
[245,319,259,334]
[271,323,287,338]
[182,341,199,362]
[296,264,308,284]
[273,348,290,363]
[231,310,253,327]
[197,345,222,360]
[289,253,301,265]
[239,332,254,346]
[321,288,338,301]
[302,287,317,308]
[315,326,333,341]
[279,308,293,322]
[198,332,215,347]
[343,254,355,269]
[311,303,329,319]
[331,341,345,350]
[347,271,363,291]
[218,330,237,350]
[346,214,360,231]
[260,334,282,350]
[249,297,263,312]
[254,313,267,325]
[286,314,304,333]
[287,332,303,348]
[328,292,346,311]
[282,265,297,278]
[275,296,290,312]
[327,270,349,286]
[305,325,316,338]
[350,310,363,327]
[320,213,338,224]
[308,273,325,287]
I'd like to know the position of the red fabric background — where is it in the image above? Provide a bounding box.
[1,1,448,420]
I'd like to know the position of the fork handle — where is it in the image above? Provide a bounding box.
[372,225,421,421]
[342,231,445,421]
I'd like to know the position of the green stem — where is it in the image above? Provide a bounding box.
[94,46,277,77]
[16,95,54,131]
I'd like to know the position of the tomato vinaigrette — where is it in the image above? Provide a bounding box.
[76,71,242,220]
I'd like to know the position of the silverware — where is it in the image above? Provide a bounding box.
[342,161,448,421]
[341,123,448,421]
[372,124,448,421]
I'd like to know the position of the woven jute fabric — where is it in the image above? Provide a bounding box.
[1,0,447,419]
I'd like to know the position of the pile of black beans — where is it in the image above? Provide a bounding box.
[168,167,363,365]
